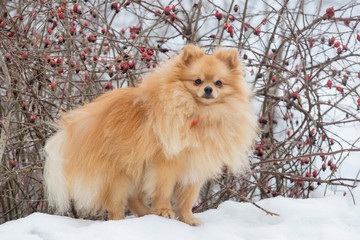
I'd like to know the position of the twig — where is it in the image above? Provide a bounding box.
[214,179,280,216]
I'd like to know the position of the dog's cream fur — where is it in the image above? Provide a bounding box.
[44,45,257,226]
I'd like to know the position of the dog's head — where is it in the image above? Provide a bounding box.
[176,45,247,105]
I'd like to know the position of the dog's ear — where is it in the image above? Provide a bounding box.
[213,49,239,68]
[181,45,205,64]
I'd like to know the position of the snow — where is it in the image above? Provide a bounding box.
[1,187,359,240]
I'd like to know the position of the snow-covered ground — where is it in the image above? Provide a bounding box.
[1,186,359,240]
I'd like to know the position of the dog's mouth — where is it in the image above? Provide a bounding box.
[201,94,214,99]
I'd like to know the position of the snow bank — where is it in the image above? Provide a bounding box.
[1,187,359,240]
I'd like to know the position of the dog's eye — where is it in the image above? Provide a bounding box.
[194,79,202,85]
[215,80,223,87]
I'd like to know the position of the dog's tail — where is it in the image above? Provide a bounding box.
[43,130,70,213]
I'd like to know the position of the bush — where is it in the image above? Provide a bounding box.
[1,0,359,222]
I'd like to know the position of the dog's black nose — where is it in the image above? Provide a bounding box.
[204,86,213,95]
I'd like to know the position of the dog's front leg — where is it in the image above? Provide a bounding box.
[174,182,203,226]
[144,158,177,219]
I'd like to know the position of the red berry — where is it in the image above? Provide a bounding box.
[73,4,78,13]
[44,39,50,48]
[87,35,95,42]
[309,39,315,48]
[111,2,118,10]
[224,23,228,29]
[309,128,315,137]
[147,49,153,56]
[49,59,56,67]
[56,58,61,64]
[326,7,334,13]
[326,79,332,88]
[227,25,233,33]
[128,61,135,69]
[258,117,267,124]
[334,41,340,48]
[254,27,261,36]
[210,34,216,38]
[300,158,305,165]
[313,170,318,177]
[172,5,176,12]
[30,114,35,123]
[292,91,298,100]
[357,98,360,105]
[262,18,267,24]
[101,27,106,34]
[234,5,238,12]
[105,82,113,89]
[330,163,336,170]
[337,47,342,54]
[357,34,360,41]
[133,26,140,33]
[51,82,56,90]
[1,20,5,27]
[322,163,326,171]
[10,159,15,166]
[325,7,334,18]
[305,172,310,178]
[46,56,51,62]
[336,86,343,93]
[164,5,170,15]
[5,52,11,61]
[244,22,249,32]
[215,11,222,20]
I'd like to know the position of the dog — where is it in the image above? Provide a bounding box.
[43,44,257,226]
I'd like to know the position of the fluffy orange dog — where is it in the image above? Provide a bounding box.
[44,45,257,226]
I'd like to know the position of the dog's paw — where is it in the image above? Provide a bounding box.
[154,208,176,219]
[180,216,203,226]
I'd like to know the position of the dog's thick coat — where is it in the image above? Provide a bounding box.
[44,45,257,226]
